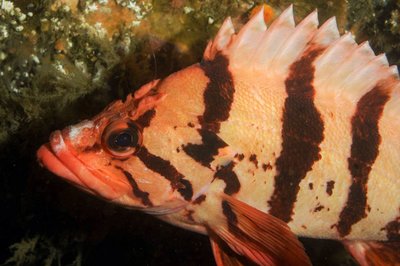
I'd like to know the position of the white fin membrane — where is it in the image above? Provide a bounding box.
[203,5,399,103]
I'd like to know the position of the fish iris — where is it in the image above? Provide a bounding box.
[102,119,142,157]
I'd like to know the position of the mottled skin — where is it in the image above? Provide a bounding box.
[38,6,400,265]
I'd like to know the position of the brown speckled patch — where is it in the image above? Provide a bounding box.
[214,161,240,195]
[135,109,156,128]
[314,205,324,212]
[249,154,258,168]
[326,180,335,196]
[235,153,245,161]
[383,216,400,241]
[262,163,272,171]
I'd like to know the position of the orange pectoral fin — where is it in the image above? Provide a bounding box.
[210,233,255,266]
[207,194,311,266]
[343,240,400,266]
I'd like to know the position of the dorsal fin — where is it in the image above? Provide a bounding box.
[311,17,340,46]
[268,9,319,72]
[251,5,295,69]
[203,17,235,60]
[203,5,398,86]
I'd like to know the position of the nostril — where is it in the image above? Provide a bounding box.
[49,130,61,141]
[49,130,66,154]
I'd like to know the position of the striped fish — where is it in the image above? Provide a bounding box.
[37,6,400,266]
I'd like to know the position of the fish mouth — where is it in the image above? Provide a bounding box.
[37,130,121,200]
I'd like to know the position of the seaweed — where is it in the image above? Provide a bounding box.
[348,0,400,66]
[4,235,83,266]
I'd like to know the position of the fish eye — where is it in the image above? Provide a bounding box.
[101,119,142,157]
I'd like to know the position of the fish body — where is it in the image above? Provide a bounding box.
[37,6,400,265]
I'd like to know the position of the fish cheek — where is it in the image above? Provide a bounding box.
[117,157,176,205]
[79,143,112,166]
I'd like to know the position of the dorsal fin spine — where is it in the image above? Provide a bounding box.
[251,5,296,70]
[214,17,235,51]
[203,17,235,60]
[389,65,399,77]
[315,33,356,68]
[228,7,267,67]
[376,53,389,66]
[269,9,319,73]
[322,41,378,89]
[312,16,340,47]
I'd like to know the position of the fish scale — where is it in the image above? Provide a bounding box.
[37,5,400,266]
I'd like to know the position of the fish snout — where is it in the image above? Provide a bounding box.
[37,131,83,187]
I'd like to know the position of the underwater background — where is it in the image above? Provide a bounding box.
[0,0,399,265]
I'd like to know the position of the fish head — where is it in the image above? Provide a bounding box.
[37,79,193,214]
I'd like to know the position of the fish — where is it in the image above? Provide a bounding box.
[37,5,400,266]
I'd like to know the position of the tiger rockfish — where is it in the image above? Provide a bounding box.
[37,6,400,265]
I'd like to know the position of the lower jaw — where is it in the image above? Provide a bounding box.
[37,144,86,187]
[37,131,121,200]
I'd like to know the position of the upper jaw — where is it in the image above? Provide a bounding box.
[37,143,85,187]
[37,130,121,200]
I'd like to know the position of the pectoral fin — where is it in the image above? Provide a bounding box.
[210,235,255,266]
[343,240,400,266]
[207,194,311,266]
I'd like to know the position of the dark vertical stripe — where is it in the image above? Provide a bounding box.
[214,161,241,195]
[193,194,206,205]
[182,129,227,168]
[199,53,235,133]
[383,216,400,241]
[135,109,156,128]
[268,47,325,223]
[136,146,193,201]
[117,168,153,206]
[214,159,241,227]
[183,53,234,166]
[337,85,391,237]
[222,200,238,226]
[214,160,241,226]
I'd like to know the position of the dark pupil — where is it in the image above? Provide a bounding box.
[109,130,138,151]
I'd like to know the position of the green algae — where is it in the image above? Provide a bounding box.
[347,0,400,66]
[268,0,348,28]
[0,0,120,145]
[3,235,83,266]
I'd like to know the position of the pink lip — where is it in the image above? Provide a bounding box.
[37,130,120,200]
[37,143,84,186]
